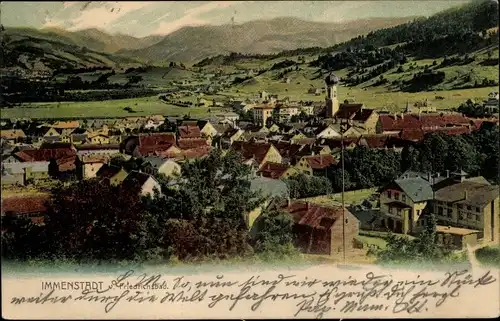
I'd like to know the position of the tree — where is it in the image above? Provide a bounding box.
[251,203,298,259]
[41,180,161,263]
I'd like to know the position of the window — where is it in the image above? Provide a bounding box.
[395,192,400,200]
[475,207,480,213]
[417,209,421,216]
[459,211,466,220]
[457,204,463,210]
[476,215,480,221]
[387,191,392,198]
[438,207,444,216]
[467,213,473,220]
[397,208,401,216]
[402,194,406,202]
[467,206,472,211]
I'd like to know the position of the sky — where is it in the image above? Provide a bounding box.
[1,1,472,38]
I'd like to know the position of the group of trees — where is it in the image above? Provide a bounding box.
[1,150,298,264]
[457,98,496,117]
[402,70,446,92]
[400,124,499,183]
[283,124,499,198]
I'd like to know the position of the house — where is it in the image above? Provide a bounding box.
[280,201,360,255]
[295,155,337,176]
[432,177,499,246]
[379,175,434,235]
[142,156,181,177]
[87,133,110,145]
[231,141,282,169]
[2,161,50,185]
[275,105,300,122]
[121,170,161,197]
[270,141,304,165]
[96,164,128,186]
[1,129,26,143]
[198,121,218,140]
[334,104,379,134]
[483,92,499,114]
[220,128,244,148]
[215,112,239,125]
[124,133,177,157]
[257,162,297,179]
[75,144,120,157]
[253,104,275,126]
[78,155,109,179]
[1,171,25,186]
[54,155,78,179]
[178,125,202,139]
[1,195,49,224]
[71,133,88,145]
[314,124,341,139]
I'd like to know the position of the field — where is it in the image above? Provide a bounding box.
[1,96,228,119]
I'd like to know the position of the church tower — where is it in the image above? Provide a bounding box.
[325,72,339,118]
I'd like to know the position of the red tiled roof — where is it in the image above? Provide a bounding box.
[281,201,344,229]
[178,125,201,139]
[139,133,176,147]
[75,144,120,150]
[231,141,273,165]
[379,113,472,132]
[177,138,208,150]
[431,126,471,136]
[137,144,175,157]
[399,129,425,142]
[357,134,395,148]
[334,104,364,119]
[15,148,76,162]
[163,146,212,160]
[57,155,77,172]
[352,109,376,122]
[271,141,304,158]
[1,195,49,215]
[257,162,290,179]
[303,154,337,169]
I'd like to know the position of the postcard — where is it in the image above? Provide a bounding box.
[1,0,499,319]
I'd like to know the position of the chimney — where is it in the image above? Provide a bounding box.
[306,202,310,210]
[446,170,450,178]
[312,151,315,156]
[437,172,440,178]
[428,173,431,182]
[401,113,404,120]
[463,191,467,200]
[287,198,291,207]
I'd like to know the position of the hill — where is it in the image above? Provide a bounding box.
[3,27,163,53]
[194,0,498,101]
[121,16,418,63]
[1,27,144,76]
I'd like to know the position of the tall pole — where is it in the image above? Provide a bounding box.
[341,119,347,264]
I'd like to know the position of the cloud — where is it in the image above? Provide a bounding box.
[43,1,153,31]
[152,1,240,35]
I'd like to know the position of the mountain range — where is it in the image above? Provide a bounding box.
[120,16,419,63]
[1,16,418,71]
